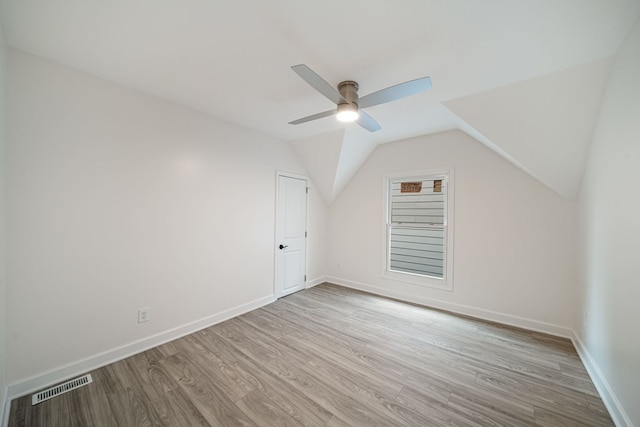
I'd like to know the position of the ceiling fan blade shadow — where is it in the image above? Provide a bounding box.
[358,77,432,109]
[289,109,336,125]
[357,110,381,132]
[291,64,345,105]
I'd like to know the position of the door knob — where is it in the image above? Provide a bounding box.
[279,244,288,250]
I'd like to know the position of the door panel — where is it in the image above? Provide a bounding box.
[275,173,307,298]
[284,250,303,291]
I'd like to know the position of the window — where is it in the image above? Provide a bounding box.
[383,169,454,290]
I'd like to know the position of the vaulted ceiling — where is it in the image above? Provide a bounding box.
[1,0,638,202]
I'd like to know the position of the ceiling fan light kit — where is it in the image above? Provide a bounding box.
[289,64,432,132]
[336,81,359,122]
[336,103,359,122]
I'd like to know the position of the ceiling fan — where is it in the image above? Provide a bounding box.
[289,64,432,132]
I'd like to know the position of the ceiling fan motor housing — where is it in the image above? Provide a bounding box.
[338,81,359,108]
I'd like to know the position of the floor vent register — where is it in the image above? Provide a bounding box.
[32,374,93,405]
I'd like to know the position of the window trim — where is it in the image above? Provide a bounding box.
[381,168,455,291]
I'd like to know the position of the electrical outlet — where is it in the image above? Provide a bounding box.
[338,263,342,271]
[138,307,151,323]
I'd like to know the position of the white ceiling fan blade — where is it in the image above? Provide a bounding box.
[357,110,381,132]
[358,77,432,109]
[291,64,345,105]
[289,109,335,125]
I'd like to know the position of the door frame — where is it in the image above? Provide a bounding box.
[274,170,309,298]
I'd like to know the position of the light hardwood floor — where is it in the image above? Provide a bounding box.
[9,283,613,426]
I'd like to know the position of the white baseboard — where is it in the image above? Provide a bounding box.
[305,276,326,289]
[326,276,573,338]
[571,332,634,427]
[3,293,276,422]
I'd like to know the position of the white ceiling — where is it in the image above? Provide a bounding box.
[1,0,639,201]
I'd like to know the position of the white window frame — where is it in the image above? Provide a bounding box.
[382,168,454,291]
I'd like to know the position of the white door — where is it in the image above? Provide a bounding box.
[275,172,308,298]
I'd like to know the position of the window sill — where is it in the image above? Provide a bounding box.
[382,270,453,291]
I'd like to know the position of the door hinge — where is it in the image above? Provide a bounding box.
[304,275,307,281]
[306,187,309,194]
[305,231,307,238]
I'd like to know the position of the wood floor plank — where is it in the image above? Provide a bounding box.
[235,389,305,427]
[173,334,256,401]
[159,352,255,426]
[123,349,180,399]
[533,404,614,427]
[23,394,72,427]
[150,388,211,426]
[210,320,403,426]
[8,283,614,427]
[474,369,613,426]
[446,391,537,426]
[323,415,354,427]
[274,322,406,399]
[258,305,454,407]
[395,385,486,427]
[103,385,165,426]
[65,382,117,427]
[8,396,28,427]
[193,329,334,427]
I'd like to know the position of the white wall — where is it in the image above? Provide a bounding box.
[306,182,327,286]
[327,130,577,332]
[576,18,640,427]
[5,48,327,385]
[0,19,8,420]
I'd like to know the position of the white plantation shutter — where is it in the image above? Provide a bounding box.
[388,177,447,279]
[389,227,444,277]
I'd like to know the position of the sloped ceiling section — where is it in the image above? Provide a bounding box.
[289,130,344,204]
[1,0,638,202]
[445,58,613,199]
[333,128,378,201]
[297,56,613,203]
[289,129,377,204]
